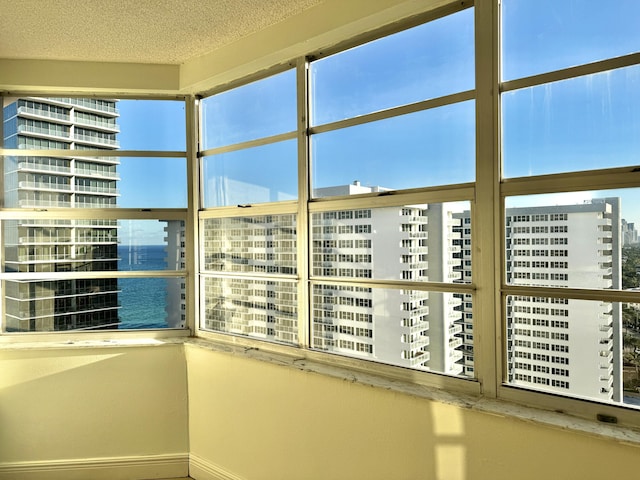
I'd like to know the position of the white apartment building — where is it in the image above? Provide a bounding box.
[199,183,467,375]
[310,184,466,375]
[452,212,474,377]
[2,98,121,331]
[457,198,622,402]
[201,214,299,344]
[165,219,187,328]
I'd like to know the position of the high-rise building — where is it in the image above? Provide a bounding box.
[200,182,467,374]
[165,219,187,328]
[622,219,638,246]
[309,183,466,374]
[2,97,121,331]
[456,198,623,401]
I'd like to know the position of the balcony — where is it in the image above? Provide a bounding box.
[18,161,71,174]
[17,105,70,123]
[449,323,463,336]
[73,133,120,148]
[74,168,120,180]
[18,181,72,192]
[449,349,464,362]
[75,184,119,195]
[18,199,72,208]
[53,98,119,116]
[74,116,120,133]
[17,124,71,142]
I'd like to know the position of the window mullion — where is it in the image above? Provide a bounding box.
[297,57,311,349]
[186,95,200,336]
[472,0,501,397]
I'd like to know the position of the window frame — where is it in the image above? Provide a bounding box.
[0,93,194,338]
[1,0,639,429]
[496,1,640,427]
[195,1,481,395]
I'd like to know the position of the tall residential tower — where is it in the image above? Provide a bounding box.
[2,97,121,331]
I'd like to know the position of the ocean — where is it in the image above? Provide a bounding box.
[117,245,169,329]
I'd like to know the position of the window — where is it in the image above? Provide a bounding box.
[198,6,476,378]
[198,70,299,343]
[1,98,188,331]
[6,0,639,429]
[501,0,640,414]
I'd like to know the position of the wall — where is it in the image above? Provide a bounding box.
[186,343,640,480]
[0,343,189,480]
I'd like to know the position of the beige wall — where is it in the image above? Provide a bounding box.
[186,344,639,480]
[0,344,188,464]
[0,342,637,479]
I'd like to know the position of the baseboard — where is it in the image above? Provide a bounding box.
[189,454,245,480]
[0,453,189,480]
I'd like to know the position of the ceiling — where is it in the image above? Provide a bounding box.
[0,0,323,65]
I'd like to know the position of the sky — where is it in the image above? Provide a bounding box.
[110,0,640,241]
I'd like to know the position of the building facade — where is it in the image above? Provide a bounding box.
[455,199,623,401]
[2,97,121,331]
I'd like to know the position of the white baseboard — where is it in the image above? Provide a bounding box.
[0,453,189,480]
[189,454,245,480]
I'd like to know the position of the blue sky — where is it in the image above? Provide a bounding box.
[114,1,640,239]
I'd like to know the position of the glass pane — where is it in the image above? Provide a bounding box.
[2,219,185,273]
[115,99,185,150]
[311,202,471,283]
[502,65,640,178]
[202,215,297,275]
[623,303,640,406]
[1,155,186,208]
[201,69,296,149]
[119,277,186,329]
[2,276,185,332]
[3,98,185,150]
[506,295,640,409]
[502,0,640,81]
[311,8,474,125]
[202,140,297,207]
[312,101,475,195]
[312,284,472,377]
[116,157,187,207]
[201,276,298,345]
[505,189,640,290]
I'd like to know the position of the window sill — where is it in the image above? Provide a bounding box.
[185,335,640,447]
[0,329,190,350]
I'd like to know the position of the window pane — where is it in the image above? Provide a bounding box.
[502,0,640,81]
[502,66,640,178]
[201,69,296,149]
[114,157,187,208]
[506,295,640,409]
[202,214,297,275]
[311,8,474,125]
[202,140,297,207]
[113,99,185,150]
[119,277,186,329]
[2,219,185,273]
[201,276,298,344]
[505,190,640,290]
[3,98,185,150]
[311,202,471,283]
[2,276,185,332]
[2,155,186,208]
[312,284,472,377]
[312,102,475,195]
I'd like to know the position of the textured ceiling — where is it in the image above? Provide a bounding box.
[0,0,323,65]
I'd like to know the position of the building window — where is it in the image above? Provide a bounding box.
[1,98,188,332]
